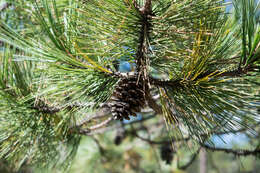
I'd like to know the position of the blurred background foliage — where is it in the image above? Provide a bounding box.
[0,0,259,173]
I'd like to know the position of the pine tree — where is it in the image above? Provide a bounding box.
[0,0,259,171]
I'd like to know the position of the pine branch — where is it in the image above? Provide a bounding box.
[178,148,201,170]
[31,100,61,114]
[145,90,162,114]
[135,0,152,88]
[133,130,260,157]
[78,114,156,135]
[129,123,259,145]
[76,96,259,136]
[73,106,111,128]
[201,144,260,156]
[78,117,114,135]
[92,136,106,155]
[132,130,190,145]
[132,1,164,117]
[150,64,259,87]
[135,0,152,15]
[218,65,259,77]
[202,65,259,78]
[150,78,182,88]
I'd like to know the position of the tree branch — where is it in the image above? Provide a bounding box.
[201,144,260,156]
[178,148,201,170]
[74,106,111,128]
[135,0,152,90]
[134,0,162,116]
[92,136,106,155]
[151,65,259,88]
[133,0,151,14]
[78,117,114,135]
[218,65,259,77]
[145,90,162,114]
[129,124,259,145]
[132,130,190,145]
[78,114,156,135]
[31,104,60,114]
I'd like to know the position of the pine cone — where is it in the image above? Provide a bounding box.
[114,125,126,145]
[110,74,146,121]
[160,144,174,165]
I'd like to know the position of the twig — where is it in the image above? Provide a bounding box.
[141,0,152,15]
[79,114,156,135]
[201,144,260,156]
[132,130,190,145]
[31,105,60,114]
[78,117,113,134]
[74,106,111,128]
[151,65,259,88]
[92,136,105,155]
[88,117,113,130]
[150,78,182,88]
[74,104,155,129]
[134,0,160,116]
[135,0,152,91]
[75,107,257,137]
[145,126,163,172]
[130,124,258,145]
[218,65,258,77]
[145,90,162,114]
[178,147,201,170]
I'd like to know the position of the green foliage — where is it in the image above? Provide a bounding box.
[233,0,260,66]
[0,46,80,170]
[151,0,227,74]
[150,0,260,139]
[0,0,259,171]
[0,0,120,170]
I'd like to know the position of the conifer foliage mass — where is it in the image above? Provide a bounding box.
[0,0,259,170]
